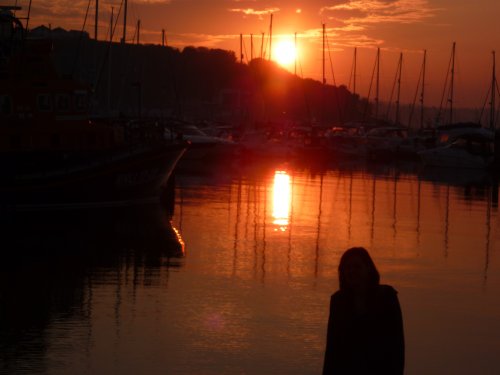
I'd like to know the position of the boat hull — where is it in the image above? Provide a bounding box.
[418,147,494,169]
[1,142,187,207]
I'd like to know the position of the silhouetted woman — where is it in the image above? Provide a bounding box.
[323,247,404,375]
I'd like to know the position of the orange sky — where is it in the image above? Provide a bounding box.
[12,0,500,109]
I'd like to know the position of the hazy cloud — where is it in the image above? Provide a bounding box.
[228,7,280,18]
[314,0,439,49]
[301,26,383,49]
[321,0,437,25]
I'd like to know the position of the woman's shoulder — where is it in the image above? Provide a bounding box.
[377,284,398,294]
[375,284,400,303]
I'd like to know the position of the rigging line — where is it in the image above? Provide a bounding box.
[386,56,400,121]
[117,23,139,112]
[478,85,491,125]
[242,35,249,64]
[124,0,140,43]
[495,79,500,128]
[262,34,268,59]
[112,0,124,38]
[325,32,343,122]
[71,0,93,77]
[25,0,32,32]
[408,53,424,128]
[348,48,355,92]
[437,46,453,124]
[324,33,337,86]
[363,49,378,121]
[385,54,403,125]
[93,0,124,97]
[260,32,266,59]
[298,58,312,122]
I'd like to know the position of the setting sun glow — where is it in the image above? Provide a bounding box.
[273,39,297,67]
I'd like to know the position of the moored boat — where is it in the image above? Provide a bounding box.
[418,125,495,169]
[0,6,187,207]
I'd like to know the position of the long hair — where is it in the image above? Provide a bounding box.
[338,247,380,291]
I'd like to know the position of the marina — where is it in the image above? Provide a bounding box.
[2,2,500,374]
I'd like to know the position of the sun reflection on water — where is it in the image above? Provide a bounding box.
[272,170,291,231]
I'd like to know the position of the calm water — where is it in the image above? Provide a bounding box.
[1,159,500,374]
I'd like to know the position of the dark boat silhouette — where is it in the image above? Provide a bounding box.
[0,7,187,207]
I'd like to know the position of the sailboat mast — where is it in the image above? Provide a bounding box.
[261,32,264,59]
[136,19,140,44]
[420,49,426,129]
[122,0,127,43]
[108,6,113,112]
[491,50,496,130]
[250,34,253,61]
[269,13,273,61]
[294,32,297,76]
[322,23,326,124]
[25,0,33,32]
[449,41,456,124]
[396,52,402,125]
[240,33,243,63]
[353,47,357,95]
[110,7,114,42]
[95,0,99,40]
[375,47,380,119]
[322,23,326,85]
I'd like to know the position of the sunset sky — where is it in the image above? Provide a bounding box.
[12,0,500,109]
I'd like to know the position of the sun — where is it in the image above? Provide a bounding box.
[273,39,297,67]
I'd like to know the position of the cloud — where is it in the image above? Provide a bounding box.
[321,0,438,25]
[300,26,384,49]
[314,0,439,49]
[228,7,280,19]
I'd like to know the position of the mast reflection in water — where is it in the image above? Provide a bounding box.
[2,161,500,375]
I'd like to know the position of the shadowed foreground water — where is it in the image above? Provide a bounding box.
[1,160,499,374]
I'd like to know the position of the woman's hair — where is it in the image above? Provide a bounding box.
[338,247,380,290]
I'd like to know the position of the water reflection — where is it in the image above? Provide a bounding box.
[171,161,500,375]
[0,204,184,375]
[176,160,499,287]
[2,159,500,375]
[272,170,291,230]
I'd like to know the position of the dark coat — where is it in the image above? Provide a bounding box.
[323,284,405,375]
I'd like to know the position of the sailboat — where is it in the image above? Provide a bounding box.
[417,45,496,169]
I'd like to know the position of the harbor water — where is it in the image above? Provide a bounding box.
[1,159,500,374]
